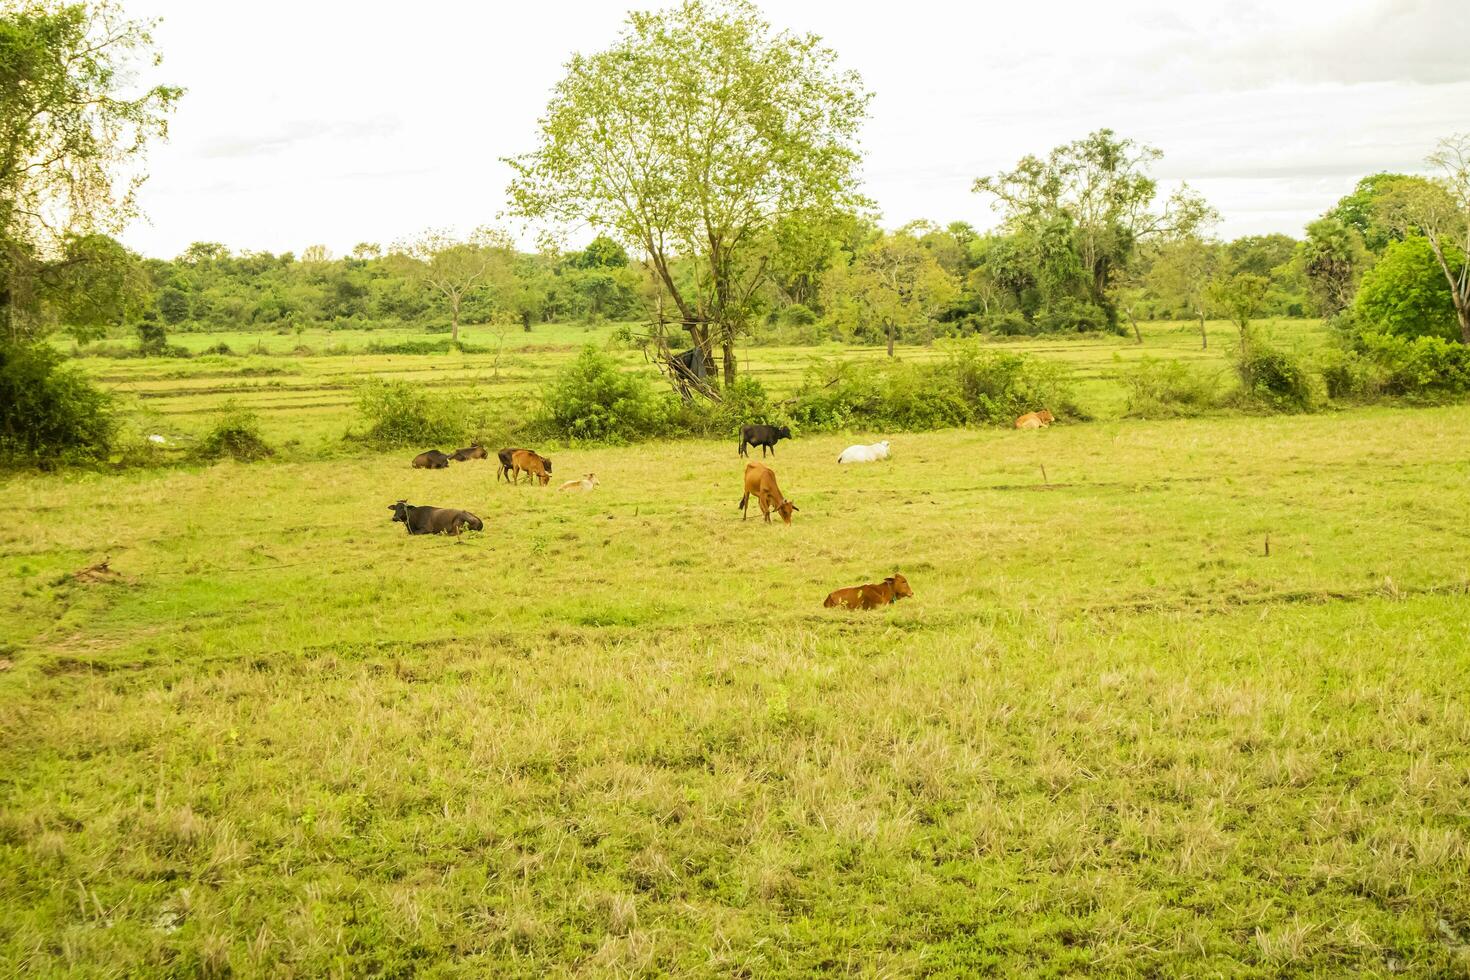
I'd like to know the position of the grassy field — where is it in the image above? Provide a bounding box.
[3,407,1470,975]
[71,318,1333,448]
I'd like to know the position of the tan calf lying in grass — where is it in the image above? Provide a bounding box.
[824,573,914,609]
[1015,409,1055,429]
[558,473,598,492]
[739,461,798,524]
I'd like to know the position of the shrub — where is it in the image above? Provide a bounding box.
[193,401,274,461]
[789,342,1076,431]
[1233,338,1322,412]
[1356,332,1470,398]
[1121,357,1220,418]
[535,346,676,443]
[1034,297,1114,335]
[200,342,236,356]
[354,378,479,447]
[1354,236,1463,341]
[976,311,1033,336]
[780,304,817,326]
[0,342,116,466]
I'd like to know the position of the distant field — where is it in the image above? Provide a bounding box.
[2,409,1468,974]
[71,318,1333,447]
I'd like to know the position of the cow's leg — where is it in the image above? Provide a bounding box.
[740,492,749,519]
[738,441,747,457]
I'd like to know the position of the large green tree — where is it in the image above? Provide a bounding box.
[973,129,1215,329]
[1298,216,1368,316]
[392,228,515,345]
[1,0,181,341]
[822,232,958,356]
[506,0,870,388]
[1372,135,1470,343]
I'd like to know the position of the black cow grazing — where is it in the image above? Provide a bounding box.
[388,500,483,535]
[496,447,523,482]
[738,424,792,458]
[449,444,487,461]
[412,450,451,469]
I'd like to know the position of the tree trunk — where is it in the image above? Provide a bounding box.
[1128,309,1142,344]
[1458,304,1470,346]
[722,339,737,388]
[1199,311,1207,350]
[886,321,895,357]
[450,298,461,346]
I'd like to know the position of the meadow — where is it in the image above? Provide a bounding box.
[3,391,1470,974]
[71,318,1333,448]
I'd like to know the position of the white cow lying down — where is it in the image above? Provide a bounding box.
[837,440,891,464]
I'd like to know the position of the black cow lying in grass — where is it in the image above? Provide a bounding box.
[738,424,792,458]
[449,444,488,461]
[389,500,483,535]
[412,450,451,469]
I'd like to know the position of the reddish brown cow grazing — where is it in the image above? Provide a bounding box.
[823,573,914,609]
[511,449,553,485]
[739,461,798,524]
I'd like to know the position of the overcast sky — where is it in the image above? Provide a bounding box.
[118,0,1467,259]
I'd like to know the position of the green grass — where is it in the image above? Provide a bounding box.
[72,318,1331,448]
[3,408,1469,975]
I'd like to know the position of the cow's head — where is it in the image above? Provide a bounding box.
[1038,410,1055,424]
[389,500,411,523]
[887,573,914,600]
[778,499,799,525]
[776,426,792,440]
[543,458,553,474]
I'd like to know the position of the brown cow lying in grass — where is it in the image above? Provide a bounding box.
[511,449,553,485]
[388,500,483,535]
[449,444,487,461]
[739,461,798,524]
[1014,409,1055,429]
[823,573,914,609]
[412,449,451,469]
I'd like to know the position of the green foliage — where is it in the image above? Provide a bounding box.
[354,379,479,448]
[0,341,115,464]
[1121,357,1219,417]
[1033,296,1113,334]
[536,346,676,443]
[789,342,1073,431]
[1322,333,1470,401]
[0,0,181,342]
[1233,337,1322,412]
[1298,217,1367,316]
[1354,236,1463,341]
[136,316,167,355]
[192,400,273,462]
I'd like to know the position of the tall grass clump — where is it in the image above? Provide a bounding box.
[193,401,274,461]
[1121,357,1220,418]
[1231,333,1323,413]
[535,346,675,443]
[0,342,116,466]
[354,378,481,447]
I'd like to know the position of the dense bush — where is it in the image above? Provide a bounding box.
[354,379,480,447]
[193,401,274,461]
[975,311,1034,336]
[1233,337,1322,412]
[788,342,1074,431]
[0,343,116,466]
[1355,236,1464,341]
[1120,357,1220,418]
[1033,297,1115,334]
[536,347,676,443]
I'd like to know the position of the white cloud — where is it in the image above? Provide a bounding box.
[119,0,1465,257]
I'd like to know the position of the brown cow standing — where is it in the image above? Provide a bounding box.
[823,573,914,609]
[739,461,798,524]
[412,450,451,469]
[511,449,553,485]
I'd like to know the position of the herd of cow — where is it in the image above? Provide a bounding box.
[391,412,1052,610]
